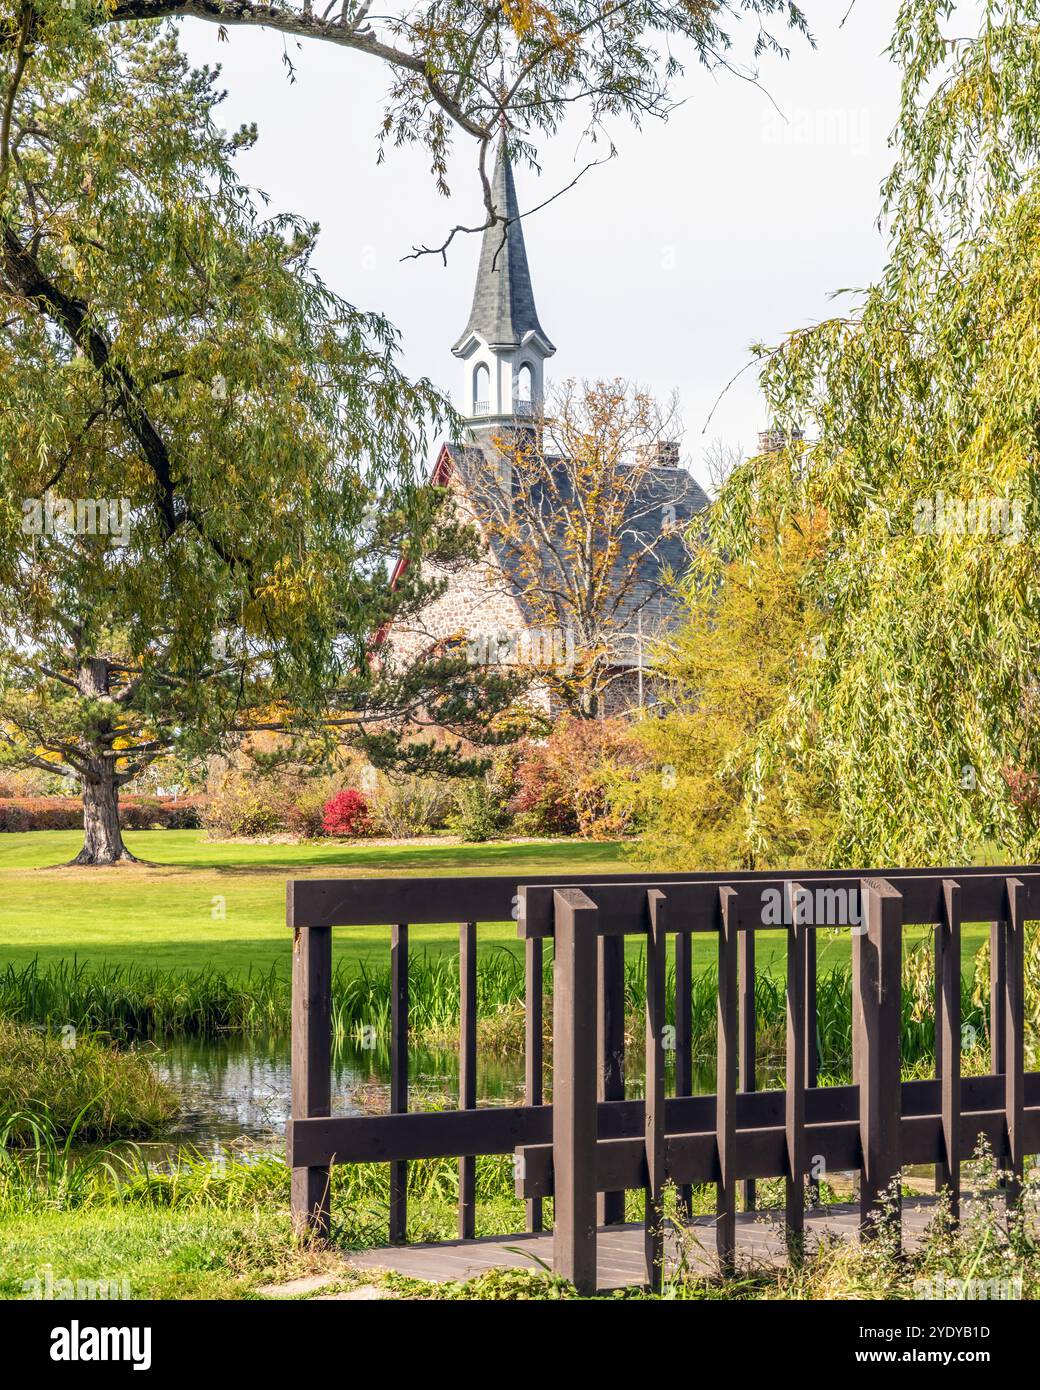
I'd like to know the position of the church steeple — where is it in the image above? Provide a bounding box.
[452,137,555,434]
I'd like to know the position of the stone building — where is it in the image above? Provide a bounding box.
[385,139,709,718]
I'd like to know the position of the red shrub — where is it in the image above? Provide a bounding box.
[1004,766,1040,813]
[512,716,648,838]
[322,790,372,838]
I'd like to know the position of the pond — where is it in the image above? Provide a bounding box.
[140,1034,729,1161]
[136,1037,925,1197]
[143,1035,530,1160]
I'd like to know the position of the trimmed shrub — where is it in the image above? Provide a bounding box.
[447,779,507,843]
[367,774,453,838]
[0,802,33,832]
[0,796,204,832]
[0,798,81,831]
[322,789,372,838]
[202,774,283,837]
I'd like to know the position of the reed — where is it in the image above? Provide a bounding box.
[0,949,990,1069]
[0,1018,178,1145]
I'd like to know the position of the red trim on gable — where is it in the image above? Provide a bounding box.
[430,441,456,486]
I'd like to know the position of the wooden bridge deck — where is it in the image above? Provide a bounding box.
[345,1198,943,1290]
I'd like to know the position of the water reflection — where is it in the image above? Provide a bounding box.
[145,1035,534,1159]
[144,1034,794,1162]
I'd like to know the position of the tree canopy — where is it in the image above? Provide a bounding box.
[2,2,813,224]
[0,27,517,861]
[710,0,1040,863]
[627,516,834,870]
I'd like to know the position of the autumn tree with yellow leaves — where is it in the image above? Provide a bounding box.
[465,380,701,716]
[628,516,835,870]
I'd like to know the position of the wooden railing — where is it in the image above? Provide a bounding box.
[287,866,1040,1294]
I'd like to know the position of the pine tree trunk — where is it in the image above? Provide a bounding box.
[71,762,138,866]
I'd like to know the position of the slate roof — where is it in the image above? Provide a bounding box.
[442,443,709,660]
[452,141,554,353]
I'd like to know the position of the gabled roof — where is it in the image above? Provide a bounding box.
[452,139,554,355]
[438,443,709,646]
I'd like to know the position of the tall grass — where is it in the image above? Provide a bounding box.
[0,1108,137,1214]
[0,950,989,1068]
[622,955,986,1071]
[0,1107,524,1249]
[0,959,290,1038]
[0,1018,178,1143]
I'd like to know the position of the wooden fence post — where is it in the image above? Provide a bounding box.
[458,921,477,1240]
[674,928,694,1219]
[644,889,668,1291]
[933,920,944,1195]
[739,925,756,1212]
[389,922,409,1242]
[785,883,807,1262]
[290,924,332,1238]
[991,919,1008,1183]
[855,879,903,1245]
[524,936,544,1234]
[552,888,599,1294]
[804,923,819,1209]
[716,887,738,1272]
[1005,878,1025,1207]
[938,882,961,1217]
[598,934,626,1226]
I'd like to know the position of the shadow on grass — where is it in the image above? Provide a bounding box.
[112,837,639,877]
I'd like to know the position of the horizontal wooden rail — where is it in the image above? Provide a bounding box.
[518,872,1040,937]
[288,864,1040,929]
[288,1072,1040,1168]
[515,1105,1040,1197]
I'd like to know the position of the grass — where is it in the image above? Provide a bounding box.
[3,1112,1038,1300]
[0,830,638,975]
[0,1206,328,1301]
[0,829,995,983]
[0,925,999,1080]
[0,1124,338,1299]
[0,829,1000,1065]
[0,951,991,1076]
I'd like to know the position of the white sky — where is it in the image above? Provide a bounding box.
[177,2,904,490]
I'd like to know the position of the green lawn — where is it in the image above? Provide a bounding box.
[0,830,639,975]
[0,829,990,980]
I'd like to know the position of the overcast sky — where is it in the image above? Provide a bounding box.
[177,2,904,490]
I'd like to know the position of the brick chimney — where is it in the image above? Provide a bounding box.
[757,427,804,454]
[636,440,680,468]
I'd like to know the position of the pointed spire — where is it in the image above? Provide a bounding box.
[452,138,554,355]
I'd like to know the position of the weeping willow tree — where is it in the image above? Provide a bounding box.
[0,29,521,865]
[709,0,1040,864]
